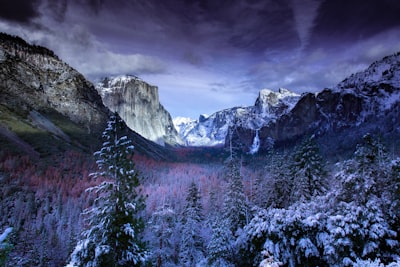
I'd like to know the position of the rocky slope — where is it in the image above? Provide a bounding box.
[232,52,400,155]
[0,33,109,133]
[97,75,183,146]
[0,33,110,155]
[0,33,173,159]
[174,88,300,146]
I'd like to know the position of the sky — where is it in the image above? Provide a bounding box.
[1,0,400,119]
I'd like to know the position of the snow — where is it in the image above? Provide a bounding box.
[176,88,300,147]
[0,227,12,243]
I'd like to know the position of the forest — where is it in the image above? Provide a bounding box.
[1,114,400,267]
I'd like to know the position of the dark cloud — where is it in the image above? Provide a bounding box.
[0,0,40,23]
[310,0,400,47]
[44,0,68,22]
[1,0,399,118]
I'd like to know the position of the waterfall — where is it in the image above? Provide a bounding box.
[249,129,260,154]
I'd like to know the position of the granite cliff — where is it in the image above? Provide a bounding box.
[0,33,172,159]
[96,75,183,146]
[0,33,108,134]
[231,52,400,155]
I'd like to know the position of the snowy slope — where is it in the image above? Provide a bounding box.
[176,88,300,146]
[235,51,400,153]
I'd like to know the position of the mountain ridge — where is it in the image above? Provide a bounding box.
[231,51,400,155]
[0,32,175,160]
[174,88,300,146]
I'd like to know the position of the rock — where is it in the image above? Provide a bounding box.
[0,33,108,134]
[96,75,183,146]
[177,88,300,147]
[234,52,400,154]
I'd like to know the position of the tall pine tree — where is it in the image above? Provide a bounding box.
[207,216,234,267]
[148,204,177,267]
[341,133,389,204]
[222,158,249,235]
[67,113,147,267]
[179,182,205,267]
[290,136,326,203]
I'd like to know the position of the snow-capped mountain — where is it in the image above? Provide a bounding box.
[233,52,400,154]
[175,88,300,146]
[96,75,184,146]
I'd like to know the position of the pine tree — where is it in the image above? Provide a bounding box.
[222,158,249,235]
[148,205,176,267]
[207,217,234,267]
[341,133,389,204]
[261,152,292,209]
[290,136,326,202]
[67,113,147,267]
[179,182,205,267]
[0,227,13,267]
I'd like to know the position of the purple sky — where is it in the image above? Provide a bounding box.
[1,0,400,118]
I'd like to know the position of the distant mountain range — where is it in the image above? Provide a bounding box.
[231,52,400,156]
[1,32,399,159]
[173,88,300,147]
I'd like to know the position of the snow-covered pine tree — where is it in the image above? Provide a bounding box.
[0,227,13,267]
[67,113,147,267]
[148,204,177,267]
[207,216,234,267]
[389,158,400,225]
[341,133,389,204]
[179,182,205,267]
[290,136,326,203]
[262,152,292,209]
[222,158,249,235]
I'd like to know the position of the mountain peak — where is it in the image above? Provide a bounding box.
[255,88,300,117]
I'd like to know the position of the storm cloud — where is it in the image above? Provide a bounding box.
[1,0,400,118]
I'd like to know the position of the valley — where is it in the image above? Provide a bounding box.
[1,33,400,267]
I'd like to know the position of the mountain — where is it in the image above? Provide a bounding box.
[96,75,184,146]
[0,33,111,156]
[174,88,300,146]
[0,33,174,160]
[232,52,400,156]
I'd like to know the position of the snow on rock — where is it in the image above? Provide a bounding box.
[177,88,300,147]
[0,227,12,243]
[173,117,197,138]
[255,88,300,117]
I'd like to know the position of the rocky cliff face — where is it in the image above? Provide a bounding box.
[232,52,400,154]
[0,33,108,135]
[0,33,180,159]
[96,75,183,146]
[174,88,300,146]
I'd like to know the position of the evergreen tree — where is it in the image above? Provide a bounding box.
[148,205,176,267]
[389,158,400,223]
[290,136,326,202]
[67,113,147,267]
[207,217,234,267]
[341,133,389,204]
[0,227,13,267]
[222,158,249,235]
[263,152,292,209]
[179,182,205,267]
